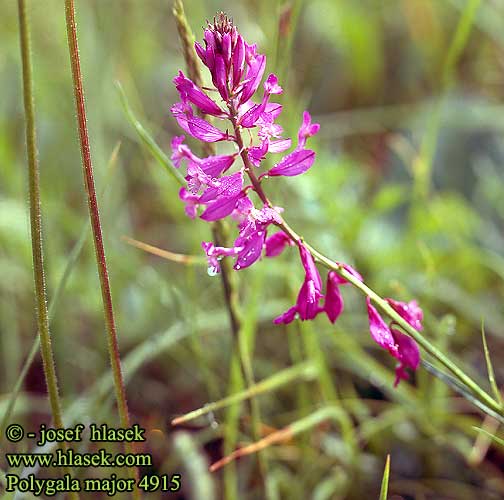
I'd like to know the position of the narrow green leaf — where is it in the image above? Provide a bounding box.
[379,454,390,500]
[171,362,317,426]
[421,360,504,424]
[472,427,504,449]
[115,81,185,186]
[481,321,503,407]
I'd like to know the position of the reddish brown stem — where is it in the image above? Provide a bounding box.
[63,1,139,497]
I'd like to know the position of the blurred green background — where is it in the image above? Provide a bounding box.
[1,0,504,498]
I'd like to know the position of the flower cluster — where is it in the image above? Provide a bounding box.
[170,13,422,385]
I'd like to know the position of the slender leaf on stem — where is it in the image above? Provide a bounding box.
[174,432,216,500]
[472,427,504,449]
[172,362,317,426]
[116,81,185,186]
[481,321,503,407]
[421,360,504,425]
[209,405,358,472]
[379,454,390,500]
[122,235,206,265]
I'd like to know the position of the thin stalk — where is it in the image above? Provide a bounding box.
[63,0,139,496]
[17,2,78,497]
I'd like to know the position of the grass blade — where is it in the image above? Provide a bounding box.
[116,81,185,186]
[171,362,317,426]
[481,321,503,407]
[421,359,504,424]
[379,454,390,500]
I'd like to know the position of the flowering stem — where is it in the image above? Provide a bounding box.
[17,2,79,496]
[172,2,270,490]
[63,1,139,495]
[229,108,503,418]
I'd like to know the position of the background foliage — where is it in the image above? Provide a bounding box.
[1,0,504,498]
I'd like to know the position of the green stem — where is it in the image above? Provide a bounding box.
[17,2,79,497]
[63,1,139,496]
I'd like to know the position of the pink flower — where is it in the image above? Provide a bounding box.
[324,264,363,323]
[265,231,293,257]
[274,245,324,324]
[366,297,421,386]
[385,298,423,331]
[233,205,282,270]
[268,112,319,177]
[179,187,200,219]
[298,111,320,149]
[202,241,242,275]
[173,71,225,117]
[171,102,229,143]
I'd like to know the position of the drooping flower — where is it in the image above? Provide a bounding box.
[366,297,421,386]
[386,298,423,331]
[324,263,363,323]
[391,328,420,386]
[265,231,293,257]
[274,244,324,324]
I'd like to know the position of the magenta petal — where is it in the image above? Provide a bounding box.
[298,111,320,148]
[264,73,283,95]
[234,230,266,270]
[391,328,420,387]
[392,329,420,370]
[264,102,283,120]
[240,54,266,104]
[213,54,228,100]
[187,115,228,142]
[273,306,298,325]
[265,231,292,257]
[366,297,397,354]
[194,41,206,66]
[248,139,269,167]
[268,139,292,153]
[199,171,243,203]
[386,298,424,331]
[299,244,322,290]
[200,194,242,221]
[240,102,264,128]
[171,102,192,135]
[232,35,245,87]
[297,279,323,320]
[179,187,199,219]
[174,71,224,116]
[269,149,316,177]
[222,33,232,68]
[325,272,344,323]
[199,154,236,177]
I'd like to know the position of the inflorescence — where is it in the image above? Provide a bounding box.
[170,13,422,386]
